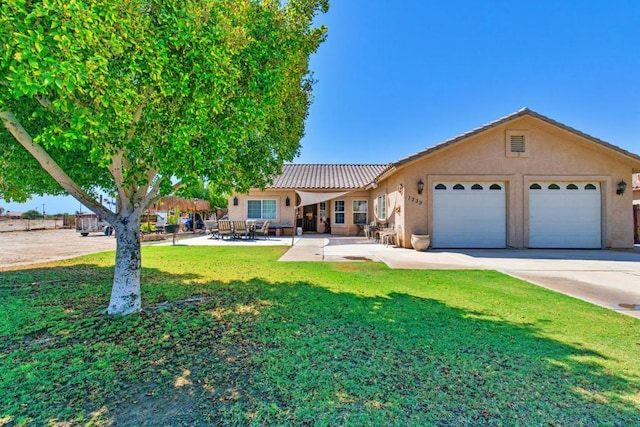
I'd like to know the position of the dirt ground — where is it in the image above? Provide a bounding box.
[0,228,117,269]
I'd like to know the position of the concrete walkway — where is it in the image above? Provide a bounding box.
[171,234,640,319]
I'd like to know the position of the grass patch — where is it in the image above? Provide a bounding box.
[1,246,639,425]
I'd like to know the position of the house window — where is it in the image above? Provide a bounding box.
[548,183,560,190]
[506,130,530,157]
[567,184,578,190]
[353,200,368,225]
[453,184,465,190]
[247,199,277,220]
[376,195,386,221]
[334,200,345,224]
[490,184,502,190]
[471,184,483,190]
[530,183,542,190]
[319,202,326,222]
[435,184,447,190]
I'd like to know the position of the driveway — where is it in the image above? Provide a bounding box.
[285,237,640,319]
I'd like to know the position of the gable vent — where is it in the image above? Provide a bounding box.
[510,135,525,153]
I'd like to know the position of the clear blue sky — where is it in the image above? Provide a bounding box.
[3,0,640,213]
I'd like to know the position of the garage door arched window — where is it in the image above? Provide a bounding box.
[585,184,597,190]
[453,184,465,190]
[471,184,483,190]
[490,184,502,190]
[567,184,578,190]
[435,184,447,190]
[548,183,560,190]
[530,183,542,190]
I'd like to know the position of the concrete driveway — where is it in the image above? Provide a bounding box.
[282,237,640,319]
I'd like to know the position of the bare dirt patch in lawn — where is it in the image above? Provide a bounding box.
[0,228,117,269]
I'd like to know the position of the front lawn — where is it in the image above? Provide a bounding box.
[1,246,639,425]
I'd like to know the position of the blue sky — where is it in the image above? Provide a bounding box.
[3,0,640,213]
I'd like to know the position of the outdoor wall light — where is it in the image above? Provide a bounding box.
[371,180,378,189]
[616,180,627,195]
[417,179,424,195]
[285,196,290,206]
[397,184,403,194]
[233,196,238,206]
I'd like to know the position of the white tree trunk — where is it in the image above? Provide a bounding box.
[107,214,142,315]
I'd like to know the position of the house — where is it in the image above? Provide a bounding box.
[633,173,640,243]
[4,211,23,219]
[229,108,640,249]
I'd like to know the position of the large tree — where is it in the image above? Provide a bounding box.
[0,0,328,315]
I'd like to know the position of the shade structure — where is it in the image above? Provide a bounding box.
[149,196,211,213]
[294,190,350,208]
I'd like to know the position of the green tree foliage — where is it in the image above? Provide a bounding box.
[0,0,328,314]
[21,209,43,219]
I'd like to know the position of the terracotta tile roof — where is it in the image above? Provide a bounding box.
[384,107,640,176]
[267,164,388,189]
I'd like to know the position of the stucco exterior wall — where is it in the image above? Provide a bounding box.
[228,189,297,228]
[389,116,637,248]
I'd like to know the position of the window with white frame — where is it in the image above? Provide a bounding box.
[376,195,386,221]
[319,202,326,221]
[247,199,277,220]
[334,200,345,224]
[353,200,368,225]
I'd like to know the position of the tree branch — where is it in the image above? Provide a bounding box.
[1,111,116,223]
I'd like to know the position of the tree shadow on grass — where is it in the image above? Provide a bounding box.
[1,267,639,426]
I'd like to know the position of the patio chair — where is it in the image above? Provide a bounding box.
[205,220,219,239]
[254,220,270,240]
[379,223,396,246]
[217,220,233,240]
[232,221,249,239]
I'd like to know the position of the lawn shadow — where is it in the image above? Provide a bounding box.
[1,267,639,425]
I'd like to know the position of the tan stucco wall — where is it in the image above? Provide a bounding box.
[381,116,639,249]
[228,189,297,228]
[228,189,378,236]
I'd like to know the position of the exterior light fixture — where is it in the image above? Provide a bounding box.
[616,180,627,195]
[371,180,378,189]
[233,196,238,206]
[417,179,424,195]
[285,196,290,206]
[397,184,403,194]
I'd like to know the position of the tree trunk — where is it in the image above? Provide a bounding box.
[107,213,142,315]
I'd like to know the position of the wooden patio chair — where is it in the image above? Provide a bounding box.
[232,221,249,239]
[254,220,270,240]
[378,223,396,246]
[217,220,233,240]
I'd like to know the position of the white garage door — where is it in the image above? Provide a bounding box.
[529,182,601,248]
[433,182,506,248]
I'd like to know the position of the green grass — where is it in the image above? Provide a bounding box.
[1,246,639,426]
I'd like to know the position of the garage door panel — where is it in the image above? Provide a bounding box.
[529,183,601,248]
[433,183,506,248]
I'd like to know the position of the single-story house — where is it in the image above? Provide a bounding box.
[229,108,640,249]
[4,211,23,219]
[633,173,640,243]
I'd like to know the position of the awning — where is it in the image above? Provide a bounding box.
[294,190,350,207]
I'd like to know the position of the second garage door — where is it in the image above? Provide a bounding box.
[432,182,506,248]
[529,182,601,248]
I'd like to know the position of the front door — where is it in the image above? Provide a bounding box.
[303,204,317,232]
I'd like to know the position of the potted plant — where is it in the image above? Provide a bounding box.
[165,208,181,244]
